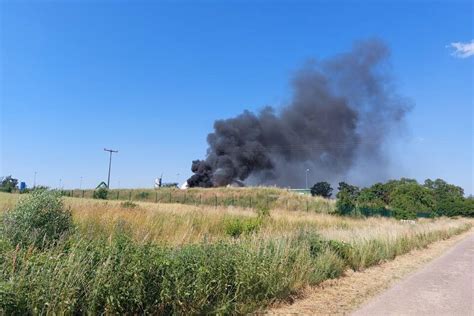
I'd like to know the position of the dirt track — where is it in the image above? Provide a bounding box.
[353,233,474,316]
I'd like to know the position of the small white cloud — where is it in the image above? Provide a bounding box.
[448,40,474,58]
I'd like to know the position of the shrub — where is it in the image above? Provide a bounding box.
[1,191,73,248]
[304,233,351,261]
[120,201,138,209]
[136,191,150,200]
[93,187,108,200]
[256,205,270,217]
[224,217,262,238]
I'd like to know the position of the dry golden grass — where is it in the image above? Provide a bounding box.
[67,198,257,244]
[69,186,336,213]
[0,191,471,314]
[0,192,18,211]
[33,195,474,249]
[266,227,474,315]
[1,192,470,248]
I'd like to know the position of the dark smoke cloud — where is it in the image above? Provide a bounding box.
[187,39,412,188]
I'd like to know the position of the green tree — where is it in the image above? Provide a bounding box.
[310,182,333,198]
[357,185,386,208]
[0,176,18,193]
[389,183,435,219]
[336,182,360,215]
[424,178,465,216]
[382,178,418,204]
[461,196,474,217]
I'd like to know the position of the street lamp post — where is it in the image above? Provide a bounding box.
[305,169,310,190]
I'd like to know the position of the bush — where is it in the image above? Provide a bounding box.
[120,201,138,209]
[1,191,73,248]
[256,205,270,217]
[93,187,108,200]
[224,217,262,238]
[136,191,150,200]
[305,233,350,260]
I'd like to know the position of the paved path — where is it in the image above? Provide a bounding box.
[353,233,474,316]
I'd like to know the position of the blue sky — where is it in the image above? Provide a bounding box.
[1,0,472,193]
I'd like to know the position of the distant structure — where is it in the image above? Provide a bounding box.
[154,175,163,189]
[96,181,108,189]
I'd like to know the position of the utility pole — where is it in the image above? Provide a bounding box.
[305,169,310,190]
[104,148,118,188]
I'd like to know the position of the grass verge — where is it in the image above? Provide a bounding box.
[0,192,471,314]
[1,222,470,314]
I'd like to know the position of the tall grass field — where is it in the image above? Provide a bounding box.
[66,186,336,213]
[0,191,471,314]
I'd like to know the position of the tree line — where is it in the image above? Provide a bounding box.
[310,178,473,218]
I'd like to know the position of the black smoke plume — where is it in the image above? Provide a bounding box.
[187,39,411,188]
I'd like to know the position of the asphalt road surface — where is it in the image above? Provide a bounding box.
[353,233,474,316]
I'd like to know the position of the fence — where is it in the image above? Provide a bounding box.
[339,206,433,219]
[59,190,433,218]
[59,189,335,213]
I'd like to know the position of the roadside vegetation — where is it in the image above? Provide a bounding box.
[0,190,471,314]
